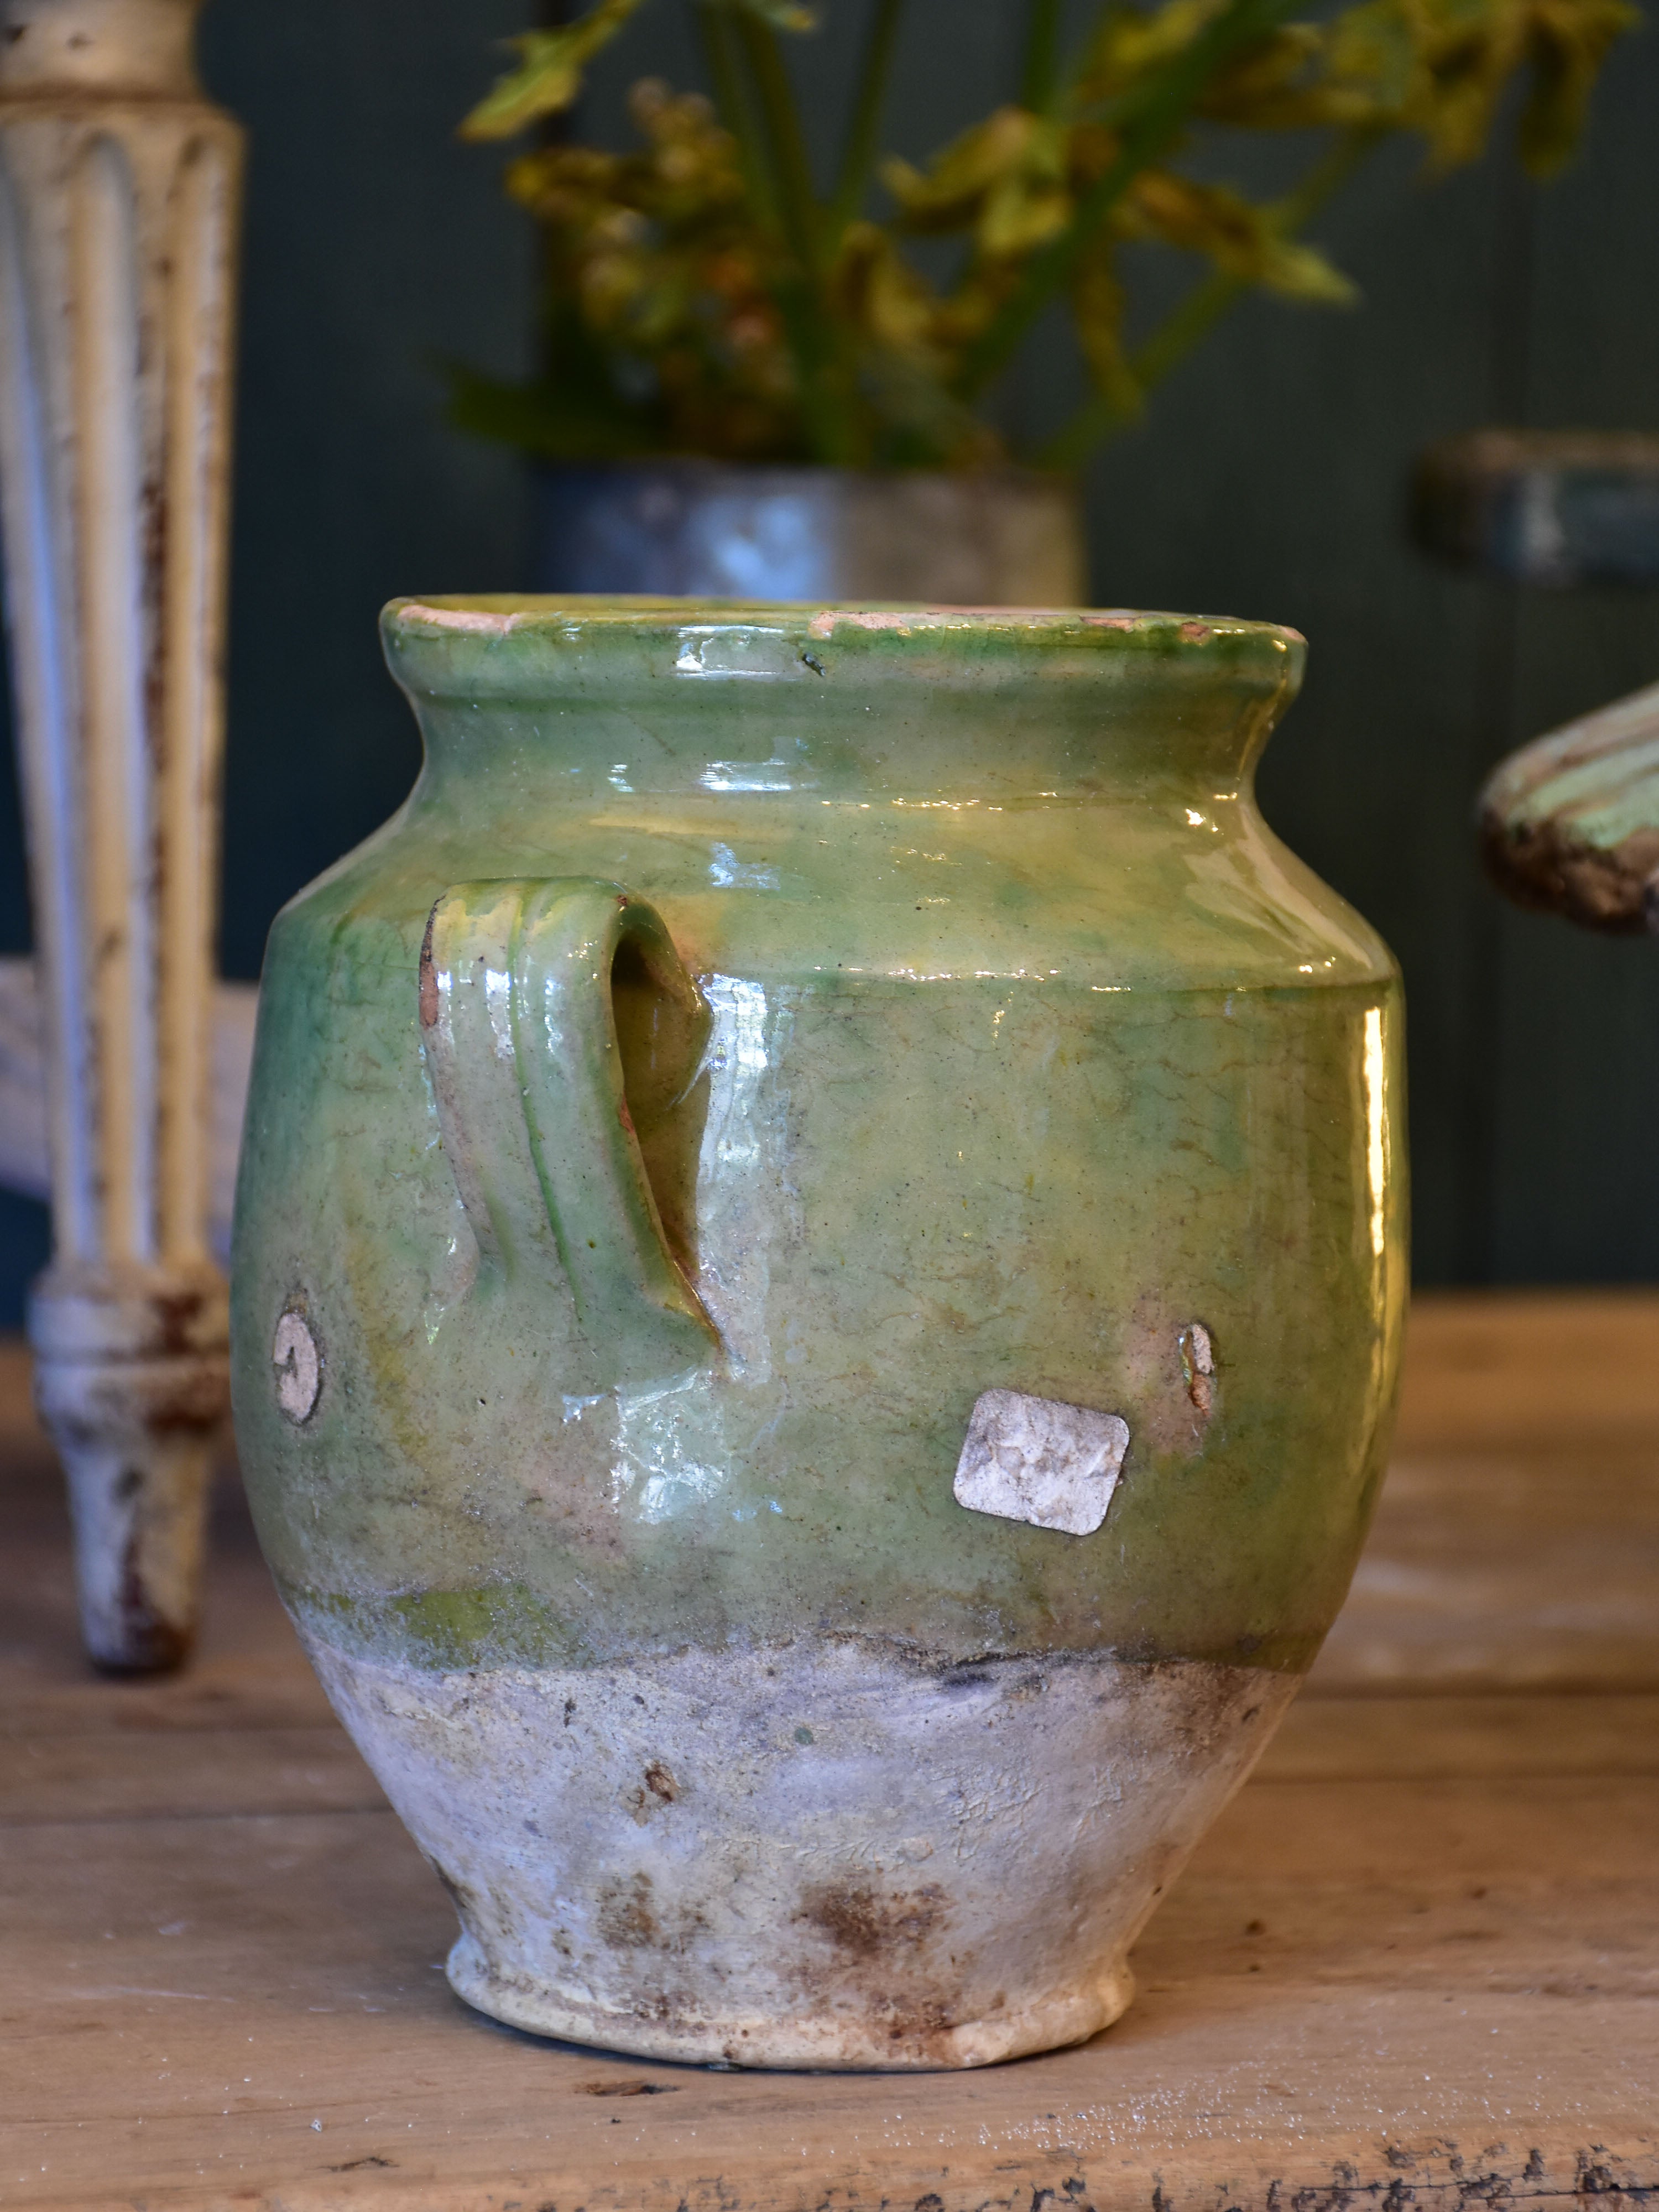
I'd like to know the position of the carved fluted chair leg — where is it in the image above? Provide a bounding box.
[0,1,242,1670]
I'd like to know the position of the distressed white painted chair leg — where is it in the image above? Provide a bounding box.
[0,1,242,1670]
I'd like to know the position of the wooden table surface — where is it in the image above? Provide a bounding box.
[3,1293,1657,2211]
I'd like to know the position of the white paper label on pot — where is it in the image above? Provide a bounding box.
[952,1390,1129,1537]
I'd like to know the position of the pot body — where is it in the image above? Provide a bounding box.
[531,461,1086,604]
[232,601,1406,2070]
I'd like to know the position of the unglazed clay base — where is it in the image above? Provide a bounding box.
[305,1632,1298,2069]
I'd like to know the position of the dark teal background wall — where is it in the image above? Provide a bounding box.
[1,0,1656,1319]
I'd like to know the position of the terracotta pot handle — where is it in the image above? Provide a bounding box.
[418,879,718,1386]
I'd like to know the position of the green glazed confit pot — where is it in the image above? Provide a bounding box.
[232,599,1406,2071]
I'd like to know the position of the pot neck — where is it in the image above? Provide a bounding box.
[384,602,1305,809]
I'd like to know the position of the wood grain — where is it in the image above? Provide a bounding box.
[1,1298,1657,2210]
[1311,1290,1659,1692]
[1392,1287,1659,1444]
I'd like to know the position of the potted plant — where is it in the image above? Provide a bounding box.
[453,0,1634,602]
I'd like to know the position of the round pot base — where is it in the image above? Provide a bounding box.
[303,1627,1297,2072]
[447,1929,1134,2071]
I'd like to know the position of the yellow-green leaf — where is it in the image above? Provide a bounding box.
[461,0,646,142]
[729,0,819,27]
[1517,0,1640,173]
[1258,236,1360,302]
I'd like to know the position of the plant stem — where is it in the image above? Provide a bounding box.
[724,8,863,462]
[828,0,907,239]
[1036,125,1385,470]
[952,0,1302,404]
[1039,273,1240,468]
[1021,0,1065,113]
[1274,121,1384,230]
[732,8,825,274]
[696,1,783,237]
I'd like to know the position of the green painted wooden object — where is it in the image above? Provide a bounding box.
[1480,679,1659,933]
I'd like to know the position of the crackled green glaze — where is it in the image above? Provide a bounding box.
[232,601,1406,1680]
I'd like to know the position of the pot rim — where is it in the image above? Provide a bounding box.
[383,597,1304,693]
[382,599,1306,714]
[389,596,1298,638]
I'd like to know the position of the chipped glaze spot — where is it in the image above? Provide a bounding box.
[272,1310,321,1425]
[953,1389,1130,1537]
[401,606,521,635]
[1180,1320,1217,1420]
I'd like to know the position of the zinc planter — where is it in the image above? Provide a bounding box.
[232,600,1406,2070]
[531,461,1086,603]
